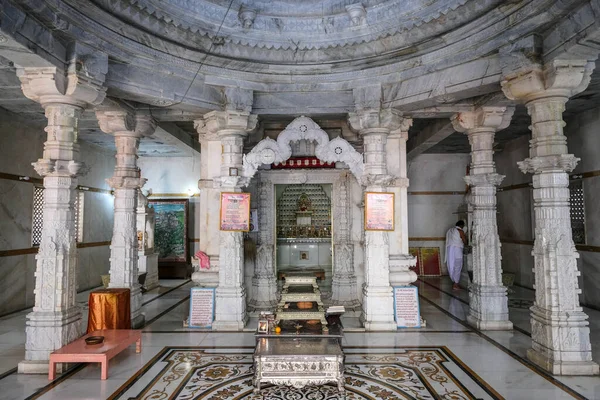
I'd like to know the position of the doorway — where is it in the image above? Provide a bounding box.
[275,183,333,293]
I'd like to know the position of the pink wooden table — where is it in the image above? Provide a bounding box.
[49,329,141,380]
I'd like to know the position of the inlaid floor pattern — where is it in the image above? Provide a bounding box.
[110,346,502,399]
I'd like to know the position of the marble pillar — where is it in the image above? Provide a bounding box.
[331,171,361,307]
[16,67,106,374]
[349,107,408,330]
[198,110,257,330]
[386,124,418,287]
[452,106,514,331]
[248,178,278,311]
[502,59,599,375]
[137,190,159,291]
[96,109,157,329]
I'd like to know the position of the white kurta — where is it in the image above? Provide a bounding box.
[445,227,464,284]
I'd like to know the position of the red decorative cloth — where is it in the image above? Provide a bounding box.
[271,157,336,170]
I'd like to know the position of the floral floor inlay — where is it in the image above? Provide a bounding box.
[109,347,502,399]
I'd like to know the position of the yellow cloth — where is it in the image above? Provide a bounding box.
[87,288,131,333]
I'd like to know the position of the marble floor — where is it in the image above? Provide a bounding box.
[0,278,597,399]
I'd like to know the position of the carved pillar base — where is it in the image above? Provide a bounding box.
[467,284,512,330]
[527,305,599,375]
[331,277,361,308]
[213,286,249,330]
[19,307,81,374]
[360,286,396,331]
[213,230,248,330]
[361,230,396,331]
[138,252,159,291]
[248,275,278,311]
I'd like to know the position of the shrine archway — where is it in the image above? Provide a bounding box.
[242,116,363,179]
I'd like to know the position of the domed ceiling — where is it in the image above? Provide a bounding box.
[85,0,497,66]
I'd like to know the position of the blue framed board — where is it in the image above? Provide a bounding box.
[189,287,215,328]
[393,286,421,328]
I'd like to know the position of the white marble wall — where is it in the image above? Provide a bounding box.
[407,153,471,274]
[0,108,115,316]
[277,242,332,268]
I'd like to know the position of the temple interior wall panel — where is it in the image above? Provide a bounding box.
[0,108,115,316]
[407,153,471,275]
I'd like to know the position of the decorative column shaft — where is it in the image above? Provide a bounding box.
[16,63,106,374]
[386,124,418,287]
[97,109,156,328]
[452,106,514,331]
[349,107,406,330]
[248,178,278,310]
[502,59,599,375]
[331,171,360,307]
[200,110,257,330]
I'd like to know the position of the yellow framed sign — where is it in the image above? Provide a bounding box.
[364,192,395,231]
[219,192,251,231]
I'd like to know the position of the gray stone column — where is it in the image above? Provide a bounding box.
[502,59,599,375]
[452,106,514,331]
[349,107,408,330]
[248,178,278,310]
[96,109,157,328]
[16,65,106,374]
[331,171,361,307]
[199,110,257,330]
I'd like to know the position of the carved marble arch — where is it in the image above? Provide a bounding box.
[242,116,364,180]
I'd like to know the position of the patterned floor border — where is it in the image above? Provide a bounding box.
[108,346,504,400]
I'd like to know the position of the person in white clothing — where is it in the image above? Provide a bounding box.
[445,220,468,290]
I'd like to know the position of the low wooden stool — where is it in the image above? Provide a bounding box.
[49,329,141,380]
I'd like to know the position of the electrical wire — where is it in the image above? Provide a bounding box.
[159,0,237,109]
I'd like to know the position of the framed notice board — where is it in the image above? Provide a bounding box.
[393,286,421,328]
[189,287,215,329]
[220,192,251,231]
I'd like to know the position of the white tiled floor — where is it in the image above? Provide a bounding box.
[0,278,598,399]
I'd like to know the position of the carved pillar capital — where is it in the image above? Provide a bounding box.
[199,110,257,139]
[348,108,410,136]
[451,106,514,134]
[96,109,157,138]
[17,47,107,108]
[501,59,594,103]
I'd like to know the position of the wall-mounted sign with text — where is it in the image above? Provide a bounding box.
[189,287,215,329]
[220,192,251,231]
[393,286,421,328]
[364,192,395,231]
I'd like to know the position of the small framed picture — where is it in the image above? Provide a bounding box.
[258,319,268,333]
[299,251,309,261]
[229,167,239,176]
